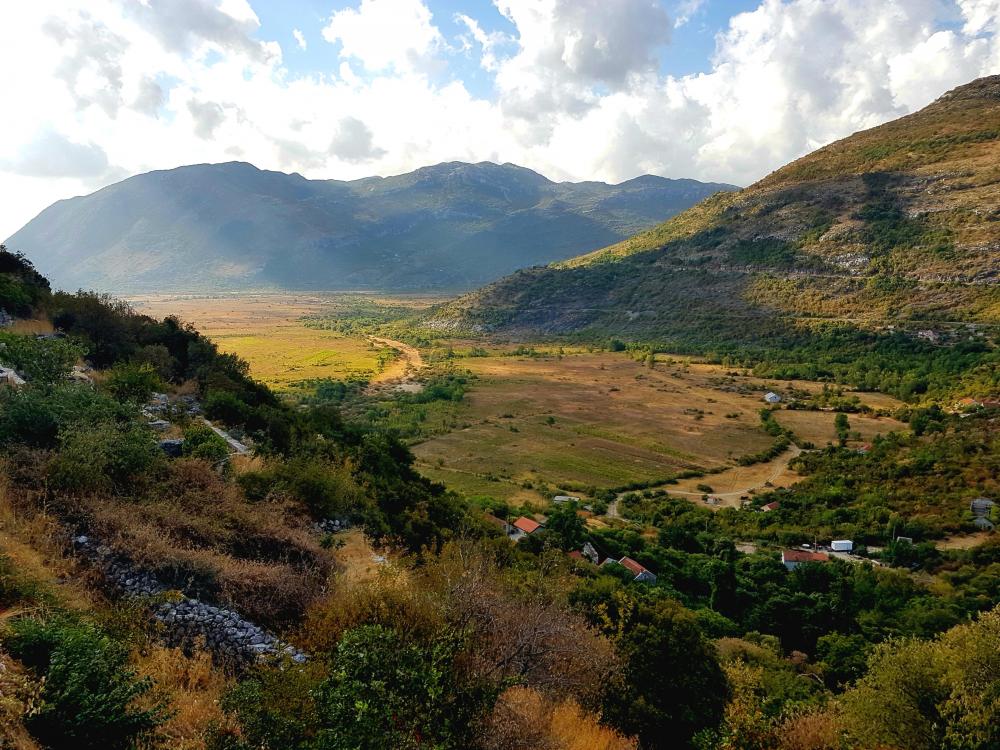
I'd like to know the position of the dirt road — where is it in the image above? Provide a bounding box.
[615,445,804,510]
[367,336,426,391]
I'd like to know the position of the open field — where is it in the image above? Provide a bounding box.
[411,353,907,504]
[125,293,908,506]
[128,293,438,391]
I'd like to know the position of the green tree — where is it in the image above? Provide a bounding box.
[546,501,587,551]
[600,598,728,749]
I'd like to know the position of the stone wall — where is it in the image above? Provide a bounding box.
[72,535,306,668]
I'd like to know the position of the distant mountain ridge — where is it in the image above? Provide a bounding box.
[439,76,1000,342]
[5,161,736,293]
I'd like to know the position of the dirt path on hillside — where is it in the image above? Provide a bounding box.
[366,336,426,393]
[616,445,804,510]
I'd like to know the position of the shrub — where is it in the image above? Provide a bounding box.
[3,618,168,750]
[48,422,163,493]
[0,385,128,449]
[104,361,164,403]
[0,332,84,384]
[182,424,231,463]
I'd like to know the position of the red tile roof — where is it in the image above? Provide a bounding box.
[568,551,584,561]
[513,516,541,534]
[619,557,649,577]
[761,501,780,512]
[782,549,829,563]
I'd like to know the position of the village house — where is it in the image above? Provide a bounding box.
[764,392,782,404]
[760,501,780,512]
[601,556,657,583]
[510,516,542,542]
[781,549,830,570]
[552,495,580,504]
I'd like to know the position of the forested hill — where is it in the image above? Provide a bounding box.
[438,76,1000,343]
[4,161,734,293]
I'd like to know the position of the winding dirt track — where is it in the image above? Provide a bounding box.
[366,336,425,390]
[615,445,804,510]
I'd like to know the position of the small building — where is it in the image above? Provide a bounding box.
[582,541,600,565]
[510,516,543,542]
[553,495,581,504]
[760,501,780,512]
[831,539,854,552]
[781,549,829,570]
[764,392,782,404]
[567,551,584,562]
[602,556,657,583]
[856,443,873,455]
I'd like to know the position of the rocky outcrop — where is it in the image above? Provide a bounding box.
[72,535,306,668]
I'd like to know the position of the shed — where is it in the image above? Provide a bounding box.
[831,540,854,552]
[764,392,782,404]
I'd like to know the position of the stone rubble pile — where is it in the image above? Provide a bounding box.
[72,535,306,667]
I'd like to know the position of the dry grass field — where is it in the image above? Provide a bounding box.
[124,293,908,506]
[129,293,401,390]
[411,352,907,503]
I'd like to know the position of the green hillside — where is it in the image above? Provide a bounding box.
[439,76,1000,345]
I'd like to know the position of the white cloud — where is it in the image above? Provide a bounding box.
[322,0,444,72]
[1,129,110,179]
[673,0,707,28]
[292,28,307,50]
[0,0,999,243]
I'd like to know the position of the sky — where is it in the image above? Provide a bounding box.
[1,0,999,239]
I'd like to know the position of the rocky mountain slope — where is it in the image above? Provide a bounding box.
[438,76,1000,343]
[5,161,734,293]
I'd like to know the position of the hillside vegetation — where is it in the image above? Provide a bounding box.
[439,76,1000,374]
[5,161,734,293]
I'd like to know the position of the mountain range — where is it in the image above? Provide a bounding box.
[4,161,735,293]
[438,76,1000,343]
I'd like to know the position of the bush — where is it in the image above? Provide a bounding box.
[48,422,163,493]
[0,332,84,384]
[3,618,168,750]
[0,384,128,449]
[182,424,231,463]
[104,361,164,403]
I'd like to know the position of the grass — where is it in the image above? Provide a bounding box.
[127,293,398,391]
[406,351,906,503]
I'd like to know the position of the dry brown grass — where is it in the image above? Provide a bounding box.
[483,686,637,750]
[138,645,234,750]
[413,351,904,501]
[74,459,336,627]
[6,319,53,336]
[0,653,41,750]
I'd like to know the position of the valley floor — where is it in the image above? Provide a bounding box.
[127,293,909,513]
